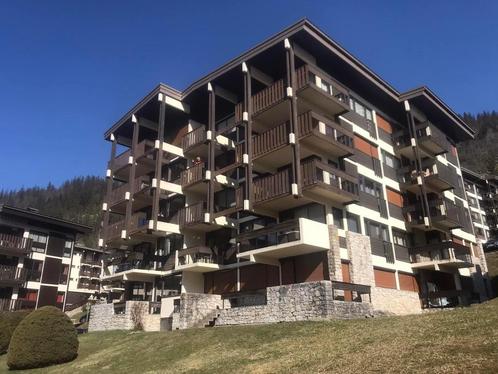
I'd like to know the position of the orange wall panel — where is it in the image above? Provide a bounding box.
[354,135,379,159]
[386,188,404,207]
[376,114,393,134]
[398,272,419,292]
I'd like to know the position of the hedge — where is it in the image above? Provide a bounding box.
[0,310,32,354]
[7,306,79,369]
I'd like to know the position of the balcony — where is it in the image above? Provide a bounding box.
[81,256,102,267]
[234,64,349,129]
[182,126,207,158]
[237,218,330,262]
[250,111,354,172]
[179,163,207,193]
[398,161,458,193]
[0,298,36,312]
[104,212,149,245]
[104,261,166,282]
[393,121,450,158]
[410,241,473,269]
[0,265,27,286]
[404,198,464,230]
[253,159,358,212]
[77,282,99,291]
[176,246,220,273]
[0,233,31,256]
[177,202,223,232]
[108,140,158,180]
[107,176,152,214]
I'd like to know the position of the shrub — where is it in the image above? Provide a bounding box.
[0,310,32,354]
[7,306,79,369]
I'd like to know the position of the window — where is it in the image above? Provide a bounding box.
[29,232,47,253]
[346,212,361,233]
[364,219,389,241]
[63,240,73,258]
[359,176,382,198]
[332,208,344,229]
[381,150,400,169]
[280,203,326,224]
[349,97,373,121]
[392,229,408,247]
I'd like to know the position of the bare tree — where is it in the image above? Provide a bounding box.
[129,303,146,330]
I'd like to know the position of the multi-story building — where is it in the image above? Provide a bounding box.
[462,168,498,243]
[65,245,104,311]
[96,19,490,330]
[0,205,91,311]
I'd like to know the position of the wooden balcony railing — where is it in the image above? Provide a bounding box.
[108,140,155,172]
[301,158,359,196]
[178,202,207,227]
[104,212,148,241]
[0,298,36,312]
[404,197,464,226]
[409,241,473,265]
[416,121,451,153]
[0,265,27,282]
[178,246,217,266]
[254,168,291,203]
[107,176,151,206]
[180,163,205,187]
[0,233,31,254]
[182,126,207,152]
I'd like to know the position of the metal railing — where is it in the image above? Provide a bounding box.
[237,219,301,253]
[0,265,27,282]
[409,241,472,265]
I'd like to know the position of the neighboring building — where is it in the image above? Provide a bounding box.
[94,19,490,331]
[0,205,92,311]
[65,245,104,311]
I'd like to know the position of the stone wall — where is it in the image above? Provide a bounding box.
[327,225,343,282]
[370,287,422,315]
[215,281,373,326]
[346,232,374,287]
[88,301,162,332]
[172,293,223,330]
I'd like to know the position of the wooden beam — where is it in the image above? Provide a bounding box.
[214,85,238,104]
[293,42,317,65]
[249,66,274,87]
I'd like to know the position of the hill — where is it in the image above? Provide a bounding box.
[458,111,498,174]
[0,298,497,373]
[0,176,105,247]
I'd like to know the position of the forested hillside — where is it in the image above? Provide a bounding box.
[458,111,498,174]
[0,176,105,247]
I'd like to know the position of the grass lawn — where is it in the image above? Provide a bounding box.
[1,298,497,373]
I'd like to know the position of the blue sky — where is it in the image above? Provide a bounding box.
[1,1,497,190]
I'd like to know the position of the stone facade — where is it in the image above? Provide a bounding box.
[214,281,373,326]
[172,293,223,330]
[346,231,374,287]
[327,225,343,282]
[370,287,422,315]
[88,301,162,332]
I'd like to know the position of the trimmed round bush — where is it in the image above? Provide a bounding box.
[0,310,32,354]
[7,306,79,369]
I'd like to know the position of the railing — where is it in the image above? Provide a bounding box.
[0,233,31,253]
[422,160,458,187]
[301,158,359,196]
[410,241,472,265]
[296,64,350,104]
[182,126,206,152]
[254,168,291,203]
[0,298,36,311]
[237,219,300,253]
[298,111,354,148]
[416,121,451,153]
[107,176,151,206]
[81,256,101,266]
[252,121,290,158]
[108,140,155,171]
[178,202,206,227]
[0,265,27,282]
[404,198,465,227]
[178,246,217,266]
[331,281,371,302]
[105,212,148,241]
[180,163,205,187]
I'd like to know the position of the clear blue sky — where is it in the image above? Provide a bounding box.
[1,1,497,190]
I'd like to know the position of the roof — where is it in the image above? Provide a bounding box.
[105,18,474,141]
[74,244,106,253]
[0,205,92,234]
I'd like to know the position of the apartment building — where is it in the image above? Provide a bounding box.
[64,245,104,311]
[0,205,91,311]
[95,19,490,330]
[462,168,498,244]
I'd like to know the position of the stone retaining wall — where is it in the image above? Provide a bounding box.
[215,281,373,326]
[172,293,223,330]
[371,287,421,315]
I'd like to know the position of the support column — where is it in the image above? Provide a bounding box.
[152,95,166,230]
[207,83,215,222]
[103,134,117,242]
[242,62,253,211]
[126,116,140,235]
[285,38,301,197]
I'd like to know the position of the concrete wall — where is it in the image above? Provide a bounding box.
[215,281,373,326]
[371,287,421,315]
[88,301,162,332]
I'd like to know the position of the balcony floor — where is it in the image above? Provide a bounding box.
[176,262,221,273]
[297,84,350,118]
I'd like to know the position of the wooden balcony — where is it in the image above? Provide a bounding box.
[234,64,350,129]
[404,198,464,230]
[410,241,473,269]
[253,159,358,212]
[176,246,220,273]
[0,233,31,256]
[180,163,207,193]
[237,218,330,261]
[0,298,36,312]
[182,126,207,158]
[398,160,458,193]
[393,121,450,158]
[0,265,27,286]
[107,176,152,213]
[250,111,354,172]
[177,202,213,232]
[104,212,149,245]
[108,140,158,180]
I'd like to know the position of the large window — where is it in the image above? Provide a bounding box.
[359,176,383,198]
[392,229,409,247]
[280,203,326,224]
[349,97,373,121]
[346,212,361,233]
[29,232,47,253]
[381,150,400,169]
[332,208,344,229]
[364,219,389,242]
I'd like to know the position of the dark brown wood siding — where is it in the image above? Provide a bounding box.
[41,257,62,285]
[37,285,58,308]
[280,252,329,285]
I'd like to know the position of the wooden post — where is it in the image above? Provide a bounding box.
[207,83,215,221]
[126,117,140,235]
[243,62,253,210]
[152,95,166,230]
[103,134,117,241]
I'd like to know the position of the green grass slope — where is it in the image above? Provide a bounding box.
[1,298,497,373]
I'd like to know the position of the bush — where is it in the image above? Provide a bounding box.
[0,310,32,355]
[7,306,79,369]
